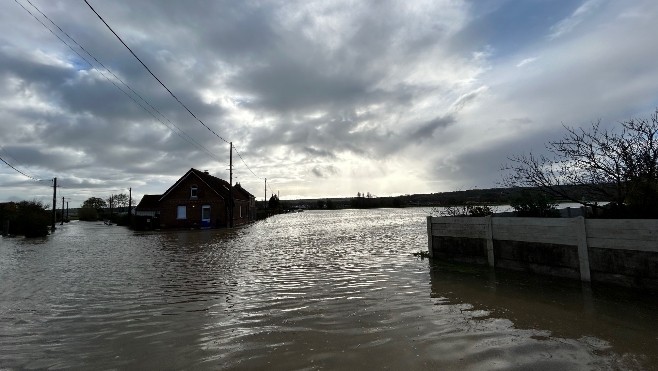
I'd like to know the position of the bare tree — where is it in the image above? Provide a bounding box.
[106,195,116,215]
[503,110,658,216]
[114,194,129,209]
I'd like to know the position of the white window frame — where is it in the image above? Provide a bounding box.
[201,205,211,221]
[177,205,187,219]
[190,185,198,199]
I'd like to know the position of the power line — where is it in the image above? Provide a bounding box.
[83,0,271,187]
[23,0,219,162]
[15,0,223,163]
[19,0,269,193]
[0,145,42,181]
[233,146,261,179]
[233,145,272,201]
[83,0,230,145]
[0,154,41,181]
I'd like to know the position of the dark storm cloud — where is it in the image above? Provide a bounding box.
[428,127,556,190]
[233,60,371,113]
[302,146,336,159]
[1,145,71,170]
[247,111,397,161]
[311,165,339,178]
[409,115,455,142]
[0,47,74,86]
[223,1,461,116]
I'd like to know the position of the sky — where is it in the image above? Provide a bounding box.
[1,0,658,207]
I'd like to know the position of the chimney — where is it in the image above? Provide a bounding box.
[203,170,209,175]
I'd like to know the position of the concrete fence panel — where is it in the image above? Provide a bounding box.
[427,215,658,290]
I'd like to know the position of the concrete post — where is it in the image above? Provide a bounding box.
[426,216,434,257]
[485,215,495,267]
[573,216,591,282]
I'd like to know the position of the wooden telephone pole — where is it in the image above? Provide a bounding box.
[229,142,233,187]
[229,142,234,228]
[51,177,57,232]
[264,178,267,209]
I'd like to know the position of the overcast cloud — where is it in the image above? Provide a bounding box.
[1,0,658,206]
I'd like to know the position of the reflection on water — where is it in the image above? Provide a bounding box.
[429,263,657,370]
[0,209,655,370]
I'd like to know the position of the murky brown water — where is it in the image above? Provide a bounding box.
[1,208,656,370]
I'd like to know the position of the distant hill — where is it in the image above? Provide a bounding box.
[279,185,608,210]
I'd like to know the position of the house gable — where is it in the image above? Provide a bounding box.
[233,183,255,200]
[158,168,226,203]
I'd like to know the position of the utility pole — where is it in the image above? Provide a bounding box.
[61,196,65,225]
[128,187,132,216]
[264,178,267,209]
[229,142,233,186]
[51,177,57,232]
[229,142,234,228]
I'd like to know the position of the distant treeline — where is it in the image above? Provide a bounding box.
[280,184,610,210]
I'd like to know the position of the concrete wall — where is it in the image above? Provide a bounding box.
[427,216,658,290]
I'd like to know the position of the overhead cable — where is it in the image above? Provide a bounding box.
[0,145,42,181]
[233,146,261,179]
[19,0,269,190]
[0,155,41,181]
[16,0,222,163]
[83,0,230,144]
[84,0,270,185]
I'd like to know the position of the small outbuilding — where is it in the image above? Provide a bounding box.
[135,168,256,229]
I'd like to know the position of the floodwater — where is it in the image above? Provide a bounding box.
[0,208,656,370]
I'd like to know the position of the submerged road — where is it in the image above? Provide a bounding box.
[1,208,656,369]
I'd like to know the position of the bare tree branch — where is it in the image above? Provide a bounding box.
[502,109,658,216]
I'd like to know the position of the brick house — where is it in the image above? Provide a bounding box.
[233,183,257,223]
[135,168,256,229]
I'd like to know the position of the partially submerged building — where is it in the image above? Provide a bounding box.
[135,168,256,229]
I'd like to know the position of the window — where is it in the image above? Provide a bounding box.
[190,185,198,199]
[201,205,211,220]
[177,205,186,219]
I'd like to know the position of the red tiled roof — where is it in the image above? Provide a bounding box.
[233,183,255,199]
[136,194,161,210]
[187,168,254,201]
[157,168,255,204]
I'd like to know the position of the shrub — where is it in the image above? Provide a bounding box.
[468,205,494,217]
[510,191,560,217]
[78,206,99,221]
[9,200,50,237]
[433,205,495,217]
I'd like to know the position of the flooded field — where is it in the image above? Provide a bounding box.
[1,208,656,370]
